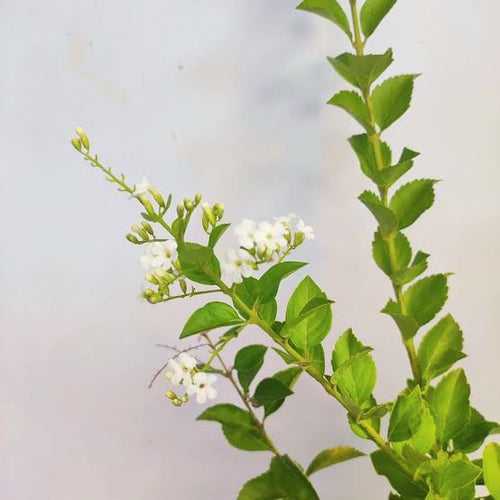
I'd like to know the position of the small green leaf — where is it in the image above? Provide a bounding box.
[327,50,393,93]
[388,387,424,442]
[296,0,351,37]
[180,301,243,338]
[429,368,471,445]
[484,443,500,499]
[331,328,370,371]
[372,230,412,277]
[402,274,449,327]
[381,299,420,340]
[281,296,333,338]
[392,251,429,286]
[178,242,221,285]
[408,403,436,454]
[259,261,307,302]
[371,75,418,131]
[439,459,482,493]
[418,314,465,383]
[349,133,392,182]
[306,446,365,476]
[359,190,398,236]
[285,276,333,350]
[234,345,268,393]
[264,367,303,417]
[333,351,376,406]
[259,299,278,324]
[237,470,280,500]
[198,404,271,452]
[328,90,373,131]
[390,179,437,229]
[208,223,230,248]
[294,342,326,375]
[376,159,415,188]
[349,396,381,439]
[254,378,293,408]
[360,0,397,38]
[455,408,499,453]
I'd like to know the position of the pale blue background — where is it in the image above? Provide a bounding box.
[2,1,500,499]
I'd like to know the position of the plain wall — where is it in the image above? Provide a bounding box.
[2,1,500,499]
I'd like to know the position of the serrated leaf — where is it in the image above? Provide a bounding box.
[264,367,303,418]
[327,50,393,92]
[178,242,221,285]
[208,223,230,248]
[296,0,351,37]
[418,314,465,383]
[285,276,333,350]
[455,408,499,453]
[349,133,392,182]
[333,351,376,406]
[390,179,437,229]
[388,387,424,442]
[376,159,414,188]
[331,328,371,371]
[392,251,429,286]
[180,301,243,338]
[198,404,271,452]
[372,75,418,131]
[234,345,268,393]
[328,90,373,131]
[372,230,412,276]
[381,299,420,340]
[408,403,436,454]
[484,443,500,499]
[306,446,365,476]
[439,459,482,493]
[259,261,307,302]
[360,0,397,38]
[429,369,471,445]
[359,190,398,236]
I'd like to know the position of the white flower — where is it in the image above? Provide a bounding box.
[133,176,152,197]
[140,240,177,271]
[234,219,257,248]
[222,249,254,284]
[254,221,288,253]
[296,219,314,240]
[165,353,197,386]
[186,372,217,404]
[275,213,298,230]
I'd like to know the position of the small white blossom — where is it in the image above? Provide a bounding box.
[165,353,197,386]
[140,240,177,271]
[275,213,298,230]
[133,177,153,197]
[186,372,217,404]
[254,221,288,253]
[296,219,314,240]
[222,249,254,284]
[234,219,257,248]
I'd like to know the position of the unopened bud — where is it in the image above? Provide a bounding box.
[202,203,216,225]
[139,196,156,217]
[294,232,305,247]
[213,203,224,219]
[75,128,90,150]
[173,258,182,271]
[202,213,210,232]
[176,203,185,218]
[71,137,82,151]
[126,233,140,244]
[183,198,194,211]
[194,193,202,204]
[149,188,165,208]
[165,390,177,400]
[146,273,159,285]
[179,279,187,294]
[141,222,154,236]
[172,398,183,407]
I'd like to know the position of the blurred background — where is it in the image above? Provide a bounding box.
[2,1,500,498]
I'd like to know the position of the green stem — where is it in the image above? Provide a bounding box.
[156,288,222,304]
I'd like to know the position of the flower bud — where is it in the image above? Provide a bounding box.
[194,193,202,204]
[294,232,305,247]
[75,128,90,150]
[213,203,224,219]
[183,198,194,211]
[179,279,187,294]
[176,203,185,218]
[202,213,210,232]
[149,188,165,208]
[71,137,82,151]
[126,233,140,244]
[165,390,177,400]
[173,258,182,272]
[139,196,156,217]
[202,203,216,226]
[141,222,154,236]
[172,398,183,407]
[146,273,159,285]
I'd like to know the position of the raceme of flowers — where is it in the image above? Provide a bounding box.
[165,352,217,406]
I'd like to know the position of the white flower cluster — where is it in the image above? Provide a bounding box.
[165,353,217,405]
[222,214,314,284]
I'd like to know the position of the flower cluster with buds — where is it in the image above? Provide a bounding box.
[164,353,217,406]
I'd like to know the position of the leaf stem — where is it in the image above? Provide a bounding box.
[156,288,222,304]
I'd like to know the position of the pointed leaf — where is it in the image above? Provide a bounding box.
[377,159,414,188]
[331,328,370,371]
[392,251,429,286]
[455,408,499,454]
[349,133,392,182]
[253,378,293,407]
[306,446,365,476]
[359,190,398,236]
[388,387,424,442]
[328,90,373,131]
[180,301,243,338]
[372,230,412,276]
[237,470,280,500]
[484,443,500,500]
[360,0,398,38]
[234,345,268,393]
[372,75,418,131]
[259,261,307,302]
[390,179,437,229]
[178,242,221,285]
[381,299,420,340]
[208,223,230,248]
[296,0,351,37]
[264,367,303,417]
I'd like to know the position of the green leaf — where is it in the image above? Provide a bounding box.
[371,450,428,498]
[349,133,392,182]
[253,378,293,407]
[259,261,307,302]
[408,403,436,455]
[296,0,351,37]
[360,0,397,38]
[359,190,398,236]
[418,314,466,383]
[333,351,376,406]
[455,408,499,453]
[294,342,326,375]
[306,446,365,476]
[331,328,371,371]
[234,345,268,393]
[237,470,280,500]
[484,443,500,499]
[349,396,381,439]
[282,296,333,338]
[390,179,437,229]
[208,223,230,248]
[264,367,303,418]
[259,299,278,324]
[285,276,333,350]
[327,50,393,93]
[439,459,482,494]
[198,404,271,452]
[376,159,415,189]
[180,301,243,338]
[429,369,471,445]
[371,75,418,131]
[372,230,412,276]
[402,274,449,327]
[328,90,373,132]
[392,251,429,286]
[388,387,424,442]
[178,242,221,285]
[381,299,420,340]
